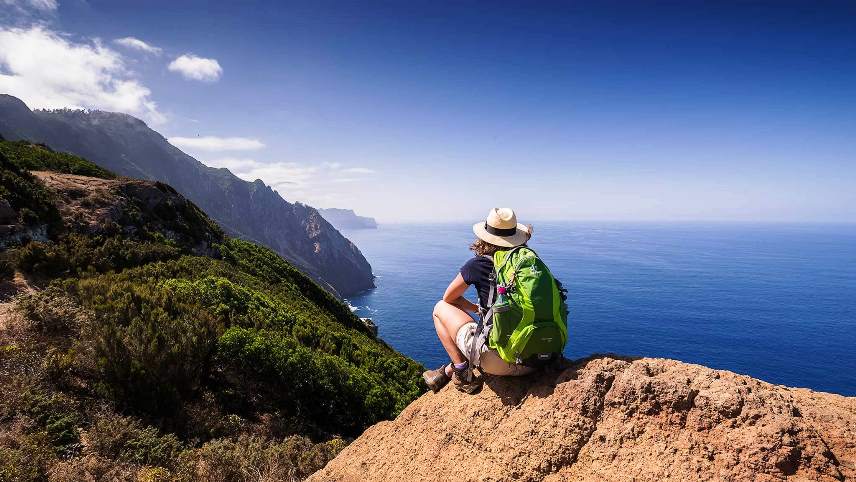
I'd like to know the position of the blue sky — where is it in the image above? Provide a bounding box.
[1,1,855,222]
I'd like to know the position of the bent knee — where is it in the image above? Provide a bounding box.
[433,300,449,318]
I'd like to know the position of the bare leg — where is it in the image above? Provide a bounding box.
[432,300,474,366]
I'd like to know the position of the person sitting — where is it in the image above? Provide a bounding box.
[423,207,540,394]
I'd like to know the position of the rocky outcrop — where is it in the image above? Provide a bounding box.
[310,355,855,482]
[318,208,378,230]
[31,171,224,254]
[0,94,374,296]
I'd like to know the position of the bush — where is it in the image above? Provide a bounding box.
[18,392,80,455]
[17,287,88,335]
[217,327,398,435]
[164,276,296,330]
[57,253,423,426]
[15,235,183,279]
[75,279,221,415]
[48,454,142,482]
[0,431,56,482]
[82,411,182,468]
[0,383,81,457]
[217,239,366,332]
[0,140,115,179]
[0,152,62,235]
[174,434,344,482]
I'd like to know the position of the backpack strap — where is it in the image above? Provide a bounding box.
[494,245,525,273]
[464,247,524,382]
[466,257,497,382]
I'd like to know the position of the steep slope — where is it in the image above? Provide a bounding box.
[0,94,374,296]
[311,356,855,482]
[0,144,423,481]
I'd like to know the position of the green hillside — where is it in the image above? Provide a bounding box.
[0,141,423,482]
[0,140,115,179]
[0,96,375,297]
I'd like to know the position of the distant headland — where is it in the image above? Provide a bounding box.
[319,208,378,230]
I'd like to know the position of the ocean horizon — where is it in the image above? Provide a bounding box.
[345,221,856,396]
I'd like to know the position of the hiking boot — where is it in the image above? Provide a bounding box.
[422,364,451,393]
[452,370,482,395]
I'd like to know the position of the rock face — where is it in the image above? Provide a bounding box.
[318,208,378,230]
[0,94,374,296]
[310,356,855,482]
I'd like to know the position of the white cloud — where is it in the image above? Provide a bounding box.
[0,26,165,125]
[1,0,58,11]
[201,157,376,206]
[113,36,161,55]
[168,54,222,82]
[169,136,264,151]
[207,157,318,187]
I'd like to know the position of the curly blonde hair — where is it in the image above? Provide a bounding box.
[469,238,505,257]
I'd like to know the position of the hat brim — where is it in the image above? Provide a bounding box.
[472,222,529,248]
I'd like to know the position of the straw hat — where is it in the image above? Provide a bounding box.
[472,208,530,248]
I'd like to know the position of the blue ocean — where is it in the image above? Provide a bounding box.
[344,223,856,396]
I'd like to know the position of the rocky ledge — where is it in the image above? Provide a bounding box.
[310,355,855,482]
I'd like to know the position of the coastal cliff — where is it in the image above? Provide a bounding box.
[0,141,423,481]
[0,94,374,296]
[311,355,855,481]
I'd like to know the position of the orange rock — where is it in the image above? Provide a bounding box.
[310,355,854,482]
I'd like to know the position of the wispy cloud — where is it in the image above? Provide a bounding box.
[168,54,222,82]
[206,158,318,187]
[113,36,161,55]
[202,156,376,206]
[169,136,264,151]
[0,25,165,125]
[1,0,57,11]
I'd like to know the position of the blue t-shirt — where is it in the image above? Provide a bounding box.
[460,256,494,309]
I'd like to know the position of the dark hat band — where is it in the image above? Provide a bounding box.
[484,223,516,236]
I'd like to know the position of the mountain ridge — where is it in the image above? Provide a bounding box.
[0,94,374,296]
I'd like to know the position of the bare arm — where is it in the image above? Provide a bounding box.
[443,273,479,313]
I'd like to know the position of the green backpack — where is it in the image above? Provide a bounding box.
[476,246,569,366]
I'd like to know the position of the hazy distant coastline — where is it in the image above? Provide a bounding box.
[319,208,378,230]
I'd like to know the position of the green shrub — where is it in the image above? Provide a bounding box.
[218,239,366,332]
[164,276,296,330]
[15,235,183,279]
[76,279,222,415]
[174,434,343,482]
[0,152,62,235]
[16,241,68,276]
[17,287,88,335]
[83,411,182,468]
[0,140,115,179]
[48,454,144,482]
[0,432,56,482]
[54,260,418,432]
[23,395,80,455]
[217,327,399,435]
[0,383,81,457]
